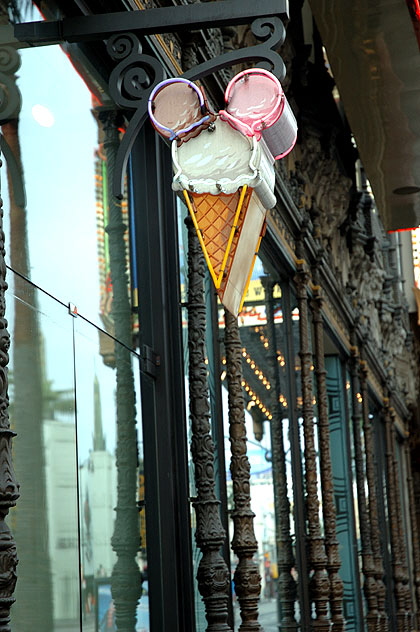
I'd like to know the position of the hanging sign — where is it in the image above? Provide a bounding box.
[148,70,297,315]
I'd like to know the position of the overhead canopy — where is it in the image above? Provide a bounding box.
[309,0,420,231]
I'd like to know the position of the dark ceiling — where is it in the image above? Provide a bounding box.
[309,0,420,231]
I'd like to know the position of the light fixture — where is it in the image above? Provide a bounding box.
[392,186,420,195]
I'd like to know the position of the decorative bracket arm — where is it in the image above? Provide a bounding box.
[14,0,288,45]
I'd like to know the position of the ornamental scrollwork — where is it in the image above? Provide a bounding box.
[0,45,21,125]
[107,33,165,199]
[108,15,287,197]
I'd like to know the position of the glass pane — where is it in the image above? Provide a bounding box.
[2,7,106,330]
[75,318,149,632]
[74,316,148,632]
[8,272,79,631]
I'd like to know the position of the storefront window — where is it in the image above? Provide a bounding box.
[4,10,145,630]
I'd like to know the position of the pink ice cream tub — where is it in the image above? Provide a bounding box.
[219,68,297,160]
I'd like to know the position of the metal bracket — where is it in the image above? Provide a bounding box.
[14,0,288,45]
[13,0,289,198]
[141,344,161,379]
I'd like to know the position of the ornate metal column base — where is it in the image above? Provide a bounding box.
[186,217,232,632]
[224,309,262,632]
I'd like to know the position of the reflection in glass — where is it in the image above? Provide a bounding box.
[8,276,78,631]
[74,317,147,632]
[2,18,101,329]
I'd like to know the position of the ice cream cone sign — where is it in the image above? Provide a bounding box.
[148,71,297,315]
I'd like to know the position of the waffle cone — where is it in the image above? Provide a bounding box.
[188,188,252,288]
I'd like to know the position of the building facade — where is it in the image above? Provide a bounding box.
[0,1,419,631]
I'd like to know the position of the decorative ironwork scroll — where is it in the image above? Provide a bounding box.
[224,309,262,632]
[358,358,388,632]
[183,17,286,82]
[262,277,298,632]
[186,217,232,632]
[107,33,165,201]
[349,344,378,632]
[100,110,143,632]
[295,260,330,630]
[0,151,19,632]
[311,281,344,631]
[107,17,286,199]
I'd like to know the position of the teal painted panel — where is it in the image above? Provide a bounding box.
[325,355,363,631]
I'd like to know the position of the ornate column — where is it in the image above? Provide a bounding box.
[100,110,142,632]
[349,344,378,632]
[311,280,344,631]
[224,309,262,632]
[383,401,409,632]
[186,217,232,632]
[262,278,298,632]
[389,407,412,631]
[358,357,388,632]
[404,438,420,629]
[0,150,19,632]
[295,259,330,631]
[0,43,40,632]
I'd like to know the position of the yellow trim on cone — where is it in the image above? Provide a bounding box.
[183,189,219,288]
[238,230,265,313]
[216,185,248,287]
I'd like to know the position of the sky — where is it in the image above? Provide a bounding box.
[2,19,126,464]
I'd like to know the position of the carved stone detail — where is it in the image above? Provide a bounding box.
[295,261,330,630]
[224,310,262,632]
[298,129,352,246]
[186,217,232,632]
[311,281,345,631]
[262,279,298,631]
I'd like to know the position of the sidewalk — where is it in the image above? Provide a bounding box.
[233,598,279,631]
